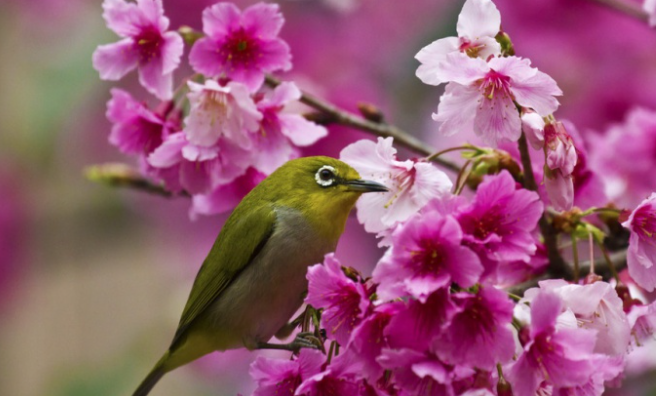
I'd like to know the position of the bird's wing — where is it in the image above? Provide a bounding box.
[170,204,277,347]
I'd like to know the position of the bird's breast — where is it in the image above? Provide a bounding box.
[199,206,338,349]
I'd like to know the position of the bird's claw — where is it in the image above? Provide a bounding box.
[256,332,322,352]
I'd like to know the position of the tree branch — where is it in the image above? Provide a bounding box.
[588,0,649,22]
[85,163,188,198]
[265,75,461,173]
[516,133,571,278]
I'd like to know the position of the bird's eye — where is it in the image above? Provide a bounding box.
[315,165,337,187]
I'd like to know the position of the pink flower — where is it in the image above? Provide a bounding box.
[627,300,656,345]
[105,88,177,155]
[296,353,376,396]
[252,82,328,174]
[92,0,183,100]
[340,137,452,234]
[589,107,656,208]
[378,348,473,396]
[189,2,292,92]
[433,54,562,146]
[432,287,515,370]
[147,132,252,195]
[249,349,325,396]
[305,254,372,346]
[190,168,266,218]
[184,80,262,148]
[415,0,501,85]
[530,280,631,356]
[506,291,601,396]
[372,210,482,302]
[623,193,656,292]
[384,288,459,352]
[456,171,543,277]
[339,305,394,380]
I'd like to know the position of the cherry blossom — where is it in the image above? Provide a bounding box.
[415,0,501,86]
[249,349,324,396]
[433,54,562,146]
[105,88,177,155]
[305,254,372,345]
[184,79,262,148]
[373,210,482,302]
[433,287,515,370]
[456,170,543,278]
[340,137,453,234]
[92,0,183,100]
[507,291,601,396]
[189,2,292,91]
[623,193,656,292]
[252,82,328,174]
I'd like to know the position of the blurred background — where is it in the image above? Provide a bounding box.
[1,0,656,395]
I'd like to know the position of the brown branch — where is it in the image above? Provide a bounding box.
[588,0,649,22]
[517,133,571,278]
[84,163,188,198]
[265,75,461,173]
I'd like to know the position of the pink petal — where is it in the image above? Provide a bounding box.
[627,233,656,292]
[264,81,301,108]
[138,58,173,100]
[278,114,328,147]
[434,82,478,136]
[241,2,284,38]
[521,111,545,150]
[102,0,142,37]
[544,170,574,212]
[415,37,459,86]
[160,31,184,75]
[136,0,168,30]
[512,70,562,116]
[530,291,562,336]
[410,162,453,206]
[257,38,293,72]
[473,94,522,146]
[340,138,395,177]
[93,39,138,80]
[202,2,241,38]
[228,65,266,92]
[436,52,488,86]
[188,37,223,76]
[147,132,185,168]
[456,0,501,40]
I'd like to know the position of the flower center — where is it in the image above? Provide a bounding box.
[632,204,656,240]
[135,27,162,63]
[201,90,231,130]
[479,70,512,100]
[221,29,260,68]
[411,239,446,276]
[459,38,484,58]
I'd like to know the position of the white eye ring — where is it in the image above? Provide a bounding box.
[315,165,337,187]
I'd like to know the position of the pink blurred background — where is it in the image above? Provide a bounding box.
[1,0,656,395]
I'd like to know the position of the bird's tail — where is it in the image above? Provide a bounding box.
[132,352,170,396]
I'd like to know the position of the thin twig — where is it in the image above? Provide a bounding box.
[265,75,461,173]
[516,133,570,278]
[588,0,649,22]
[84,163,188,198]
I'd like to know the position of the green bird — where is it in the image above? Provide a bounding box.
[133,156,388,396]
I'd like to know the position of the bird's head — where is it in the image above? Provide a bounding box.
[261,156,388,237]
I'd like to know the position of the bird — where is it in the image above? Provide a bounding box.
[132,156,388,396]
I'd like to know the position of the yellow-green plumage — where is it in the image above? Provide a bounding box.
[133,156,387,396]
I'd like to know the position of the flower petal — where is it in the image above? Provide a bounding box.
[415,37,459,86]
[93,39,138,80]
[202,2,241,38]
[242,2,284,38]
[434,82,478,137]
[456,0,501,40]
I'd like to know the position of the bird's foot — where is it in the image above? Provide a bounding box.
[256,332,322,353]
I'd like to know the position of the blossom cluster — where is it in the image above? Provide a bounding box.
[94,0,327,217]
[90,0,656,395]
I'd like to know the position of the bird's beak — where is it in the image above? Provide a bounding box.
[344,179,389,193]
